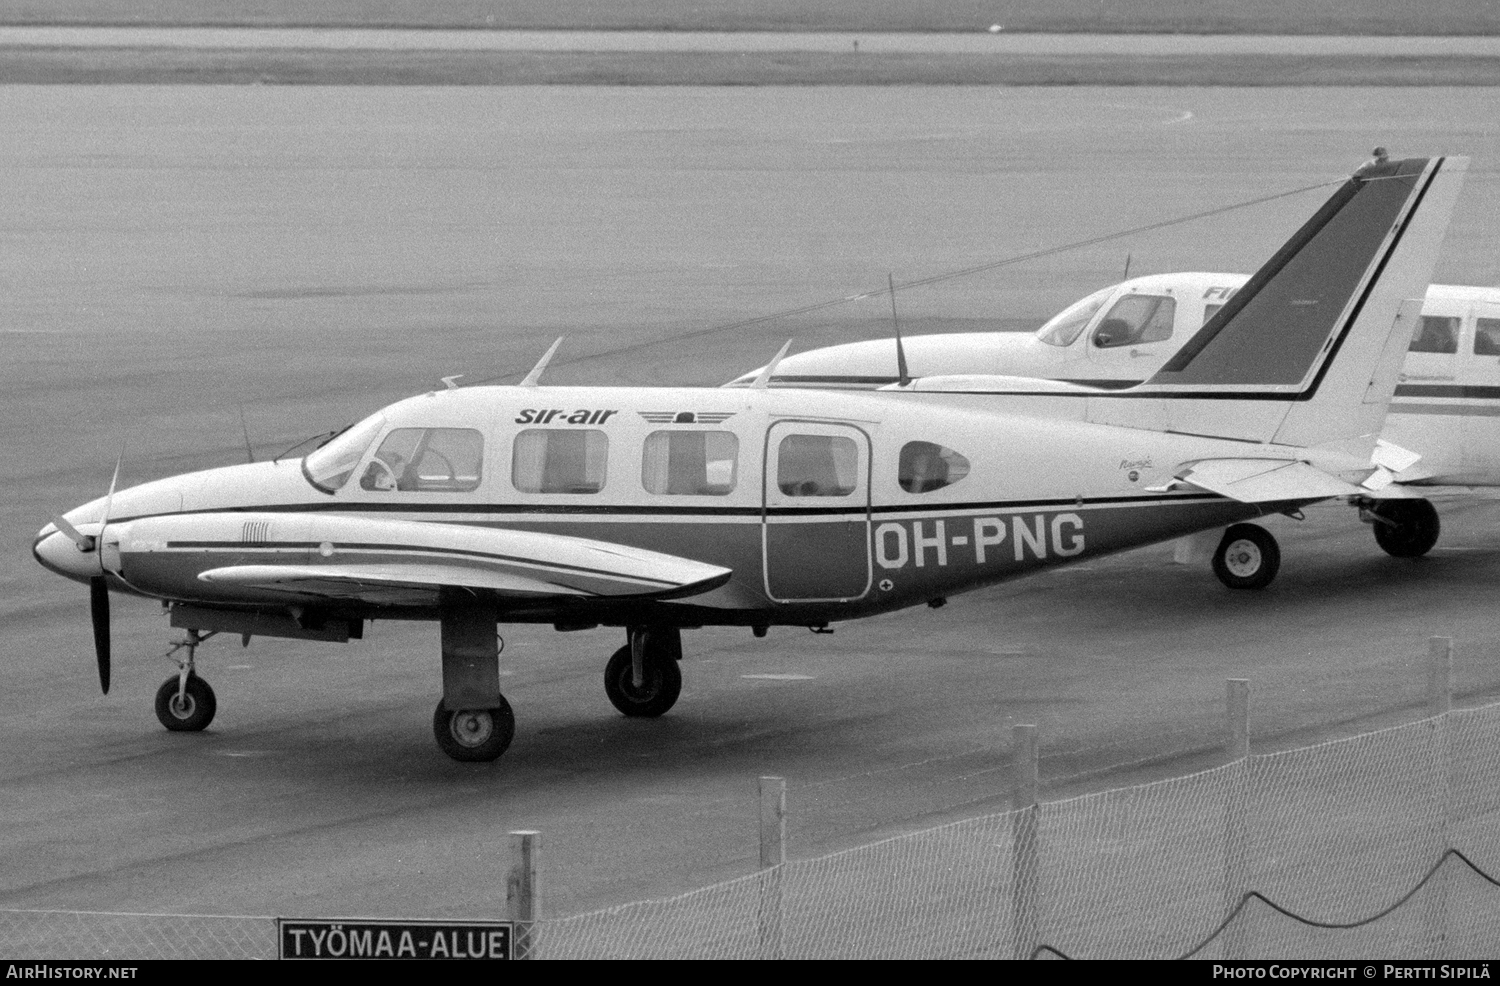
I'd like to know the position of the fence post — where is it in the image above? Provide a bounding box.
[1428,635,1452,717]
[758,776,786,960]
[1222,679,1250,959]
[1011,724,1039,960]
[507,830,541,960]
[1426,637,1453,957]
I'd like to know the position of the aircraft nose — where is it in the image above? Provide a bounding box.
[33,523,102,583]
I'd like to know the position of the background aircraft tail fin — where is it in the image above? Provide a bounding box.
[1089,156,1467,450]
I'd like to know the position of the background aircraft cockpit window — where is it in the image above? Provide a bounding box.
[1410,315,1460,354]
[1036,286,1112,347]
[512,429,608,494]
[1474,318,1500,356]
[642,430,738,496]
[301,414,386,493]
[360,427,483,493]
[777,434,857,497]
[1092,294,1176,349]
[898,441,971,494]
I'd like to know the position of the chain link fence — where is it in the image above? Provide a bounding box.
[5,703,1498,959]
[539,704,1500,959]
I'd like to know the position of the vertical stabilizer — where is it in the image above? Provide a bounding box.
[1088,157,1467,448]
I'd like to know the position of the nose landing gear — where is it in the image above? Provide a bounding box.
[154,629,218,732]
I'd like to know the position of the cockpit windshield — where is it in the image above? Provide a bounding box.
[301,414,386,493]
[1035,286,1113,348]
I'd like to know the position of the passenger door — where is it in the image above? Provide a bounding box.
[762,422,871,603]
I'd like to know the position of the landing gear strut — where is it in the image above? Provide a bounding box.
[1211,523,1281,590]
[154,629,218,731]
[435,599,512,763]
[604,627,682,718]
[1364,498,1441,558]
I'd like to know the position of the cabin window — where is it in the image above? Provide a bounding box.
[1092,294,1176,349]
[777,434,857,497]
[1036,286,1112,347]
[1203,303,1223,326]
[512,429,608,494]
[898,441,971,494]
[360,427,483,493]
[642,431,738,496]
[1475,318,1500,356]
[1410,315,1459,354]
[301,414,386,493]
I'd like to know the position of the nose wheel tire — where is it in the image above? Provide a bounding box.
[1370,499,1441,558]
[154,674,217,732]
[1212,523,1280,590]
[433,697,515,762]
[604,644,682,718]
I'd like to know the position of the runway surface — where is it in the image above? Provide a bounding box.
[3,86,1500,922]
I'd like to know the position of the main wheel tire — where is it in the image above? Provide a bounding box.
[154,674,217,732]
[604,644,682,718]
[1371,499,1441,558]
[433,696,515,763]
[1212,523,1281,590]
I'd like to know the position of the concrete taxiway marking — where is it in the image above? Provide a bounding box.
[741,673,816,681]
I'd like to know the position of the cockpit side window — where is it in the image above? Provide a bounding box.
[360,428,483,493]
[512,429,608,494]
[777,434,857,497]
[642,430,738,496]
[1475,318,1500,356]
[898,441,970,494]
[301,414,386,493]
[1411,315,1460,354]
[1036,287,1112,348]
[1092,295,1176,349]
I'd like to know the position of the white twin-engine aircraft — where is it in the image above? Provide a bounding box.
[729,208,1500,589]
[34,156,1464,762]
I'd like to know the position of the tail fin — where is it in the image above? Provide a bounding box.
[1089,156,1467,449]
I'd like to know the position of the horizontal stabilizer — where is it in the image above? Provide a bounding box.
[1156,458,1366,503]
[1371,439,1423,474]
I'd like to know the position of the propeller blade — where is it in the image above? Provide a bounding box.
[102,449,123,528]
[51,514,93,550]
[90,576,110,694]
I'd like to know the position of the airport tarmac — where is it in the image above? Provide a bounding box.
[3,85,1500,923]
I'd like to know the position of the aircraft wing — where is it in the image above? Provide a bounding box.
[1385,484,1500,501]
[198,563,596,606]
[1156,458,1366,503]
[175,515,734,608]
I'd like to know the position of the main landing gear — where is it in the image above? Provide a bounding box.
[604,626,683,718]
[1211,523,1281,591]
[433,696,515,763]
[1362,498,1441,558]
[155,629,218,732]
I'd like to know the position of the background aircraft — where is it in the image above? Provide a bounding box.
[33,156,1463,762]
[728,274,1500,587]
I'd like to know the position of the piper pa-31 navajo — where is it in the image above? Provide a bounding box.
[34,155,1464,762]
